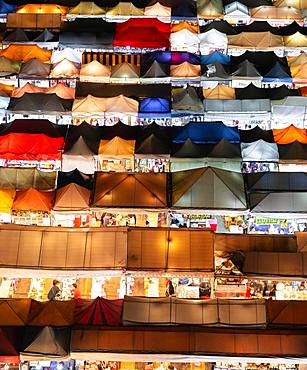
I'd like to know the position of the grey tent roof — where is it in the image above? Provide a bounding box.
[232,60,262,79]
[111,62,140,78]
[206,139,242,159]
[65,136,94,155]
[22,327,68,358]
[205,99,270,112]
[249,192,307,213]
[172,86,204,112]
[19,58,51,78]
[33,29,56,42]
[202,61,231,80]
[173,138,206,158]
[172,167,247,210]
[141,60,169,78]
[241,140,279,161]
[9,93,72,112]
[4,29,29,42]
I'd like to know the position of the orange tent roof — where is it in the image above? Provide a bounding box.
[53,183,90,211]
[0,83,13,97]
[290,63,307,80]
[287,53,307,66]
[98,136,135,158]
[13,188,54,211]
[16,4,68,14]
[12,83,75,99]
[172,21,199,33]
[203,84,235,99]
[299,86,307,96]
[170,61,201,78]
[0,45,51,63]
[273,125,307,144]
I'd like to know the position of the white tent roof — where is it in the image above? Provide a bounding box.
[51,48,83,64]
[241,140,279,161]
[170,29,200,48]
[62,137,96,174]
[199,29,228,49]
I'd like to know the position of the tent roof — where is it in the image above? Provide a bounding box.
[273,125,307,144]
[0,168,56,190]
[144,2,171,16]
[240,126,274,143]
[27,300,75,326]
[200,19,237,35]
[50,58,80,78]
[34,28,56,42]
[199,29,228,48]
[13,188,54,211]
[136,133,170,155]
[0,299,31,326]
[278,141,307,160]
[205,139,242,159]
[171,0,197,18]
[241,140,279,161]
[170,61,201,77]
[0,328,19,357]
[170,29,199,47]
[19,58,51,78]
[172,167,247,210]
[111,63,140,78]
[197,0,224,18]
[106,2,144,16]
[172,86,204,112]
[92,172,168,208]
[201,51,231,65]
[9,93,72,112]
[139,97,170,113]
[57,169,93,190]
[0,189,15,213]
[251,5,303,20]
[0,56,21,75]
[141,60,169,78]
[12,83,75,99]
[51,48,82,64]
[105,94,139,113]
[65,136,95,156]
[263,62,292,82]
[80,60,111,79]
[203,84,235,99]
[0,44,52,63]
[73,95,107,113]
[244,172,307,192]
[274,0,307,8]
[54,183,90,211]
[0,0,16,15]
[4,29,30,42]
[172,21,199,34]
[283,32,307,47]
[232,60,262,78]
[22,327,69,358]
[249,192,307,212]
[287,52,307,66]
[16,4,68,14]
[202,61,231,80]
[98,136,135,158]
[172,138,206,158]
[68,1,105,15]
[228,31,283,48]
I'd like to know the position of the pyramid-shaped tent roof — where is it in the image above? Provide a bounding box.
[27,300,75,326]
[16,4,68,14]
[0,168,56,190]
[4,29,29,43]
[170,61,201,78]
[172,167,247,210]
[141,60,169,78]
[144,2,171,17]
[197,0,224,18]
[203,84,235,99]
[54,182,90,211]
[172,86,204,112]
[111,62,140,79]
[232,60,262,79]
[273,125,307,144]
[0,189,15,213]
[73,95,107,114]
[241,140,279,161]
[0,44,52,63]
[13,188,54,211]
[19,58,50,78]
[98,136,135,158]
[80,60,111,81]
[50,59,80,78]
[107,2,144,16]
[0,299,31,326]
[263,62,292,82]
[68,1,105,15]
[105,94,139,113]
[33,29,56,42]
[136,134,170,155]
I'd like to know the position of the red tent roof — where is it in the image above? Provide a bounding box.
[0,133,64,160]
[114,18,170,48]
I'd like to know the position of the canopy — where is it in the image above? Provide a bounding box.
[34,29,56,42]
[51,48,83,64]
[50,59,80,78]
[0,299,31,326]
[16,4,68,14]
[57,169,93,190]
[0,328,20,363]
[199,29,228,49]
[80,60,111,82]
[170,61,201,78]
[203,84,235,99]
[73,95,106,114]
[12,83,75,99]
[171,0,197,18]
[267,300,307,327]
[271,96,307,124]
[4,29,29,43]
[227,32,283,48]
[250,6,303,21]
[172,122,240,144]
[141,60,169,79]
[288,52,307,66]
[110,63,140,80]
[263,62,292,83]
[0,133,64,161]
[21,327,69,360]
[98,136,135,159]
[105,94,138,113]
[274,0,307,7]
[197,0,224,18]
[139,97,170,113]
[27,300,75,326]
[19,58,51,78]
[201,51,231,65]
[245,172,307,192]
[53,183,90,212]
[92,172,168,208]
[0,44,52,62]
[172,167,247,210]
[170,29,199,50]
[68,2,105,16]
[172,86,204,112]
[114,18,170,49]
[278,142,307,160]
[12,188,54,211]
[232,60,262,79]
[136,134,170,155]
[106,2,144,16]
[273,126,307,144]
[0,56,21,76]
[291,62,307,83]
[0,189,15,213]
[144,2,171,17]
[62,137,96,174]
[9,93,73,113]
[240,126,274,143]
[0,168,56,190]
[74,297,123,326]
[283,32,307,48]
[172,21,199,34]
[241,140,279,161]
[202,61,231,80]
[0,0,16,16]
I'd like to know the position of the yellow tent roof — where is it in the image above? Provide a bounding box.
[98,136,135,159]
[251,6,302,20]
[273,0,307,8]
[50,59,80,78]
[228,32,283,48]
[290,62,307,79]
[170,61,201,77]
[16,4,68,14]
[283,32,307,47]
[197,0,224,18]
[288,53,307,66]
[80,60,111,79]
[68,2,105,15]
[106,2,144,16]
[72,95,107,113]
[0,189,15,213]
[203,84,235,99]
[0,44,51,63]
[144,2,171,17]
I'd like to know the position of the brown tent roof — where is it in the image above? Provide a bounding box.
[274,0,307,7]
[283,32,307,47]
[53,183,90,211]
[228,32,283,48]
[203,84,235,99]
[92,172,167,208]
[98,136,135,159]
[267,300,307,326]
[251,6,303,20]
[68,2,105,15]
[0,299,31,326]
[27,300,75,326]
[170,61,201,78]
[80,60,111,82]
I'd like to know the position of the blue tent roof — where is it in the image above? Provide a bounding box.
[143,51,200,65]
[262,62,292,83]
[139,98,170,113]
[0,0,16,15]
[172,122,240,144]
[201,51,231,66]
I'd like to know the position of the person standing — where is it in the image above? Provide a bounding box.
[72,283,81,299]
[47,280,61,301]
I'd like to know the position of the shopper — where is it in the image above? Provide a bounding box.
[47,280,61,301]
[165,279,175,296]
[72,283,81,299]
